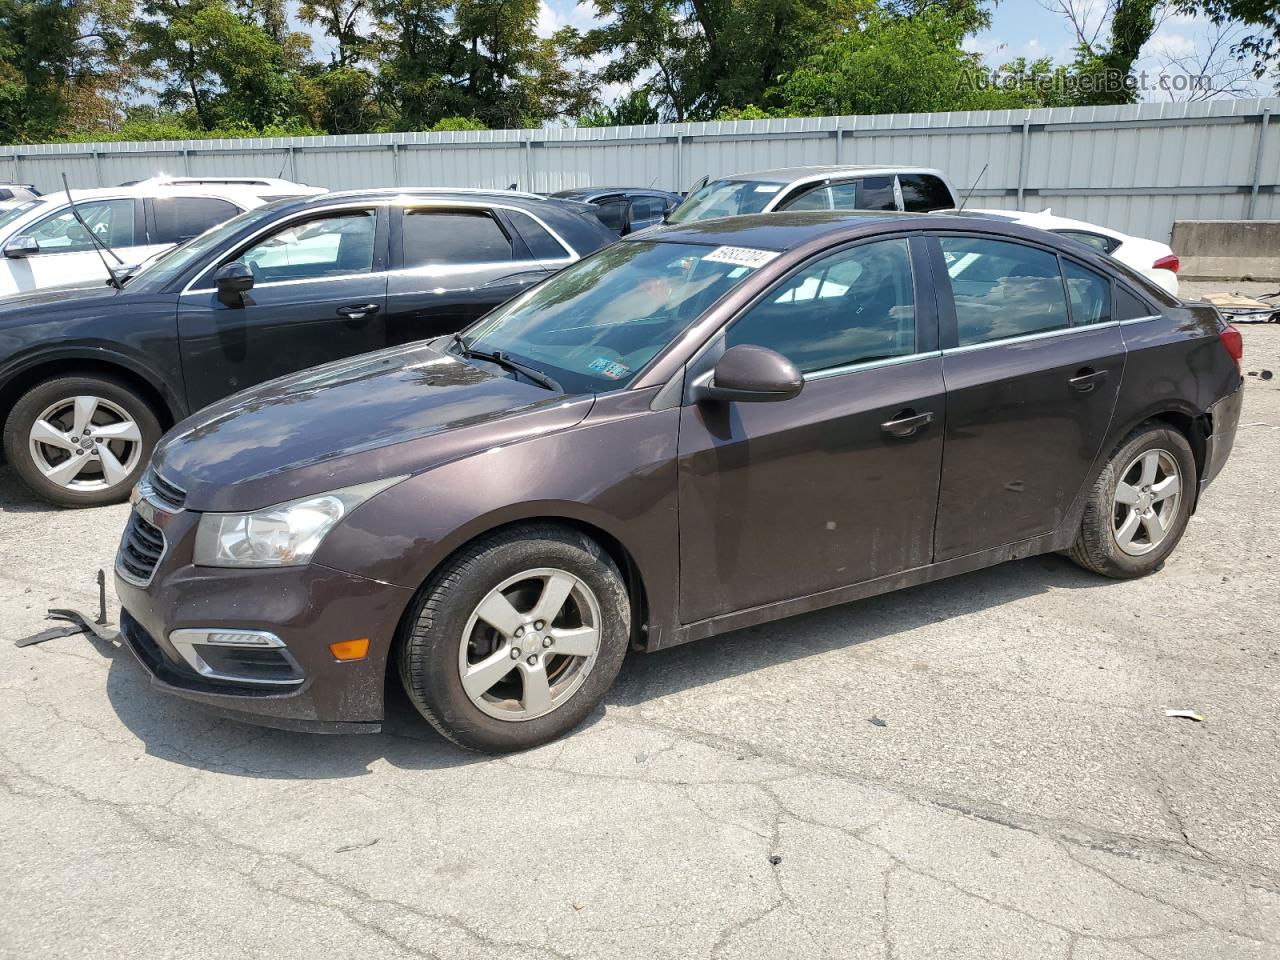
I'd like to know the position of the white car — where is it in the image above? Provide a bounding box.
[0,179,323,296]
[0,184,41,211]
[962,208,1180,295]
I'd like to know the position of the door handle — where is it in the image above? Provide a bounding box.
[1068,367,1108,393]
[881,409,934,438]
[337,303,380,320]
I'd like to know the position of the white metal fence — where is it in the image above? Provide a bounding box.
[2,99,1275,243]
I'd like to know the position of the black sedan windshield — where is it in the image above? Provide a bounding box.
[463,240,773,393]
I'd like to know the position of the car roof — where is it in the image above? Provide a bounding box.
[551,187,678,199]
[961,207,1129,241]
[641,209,921,250]
[720,164,948,185]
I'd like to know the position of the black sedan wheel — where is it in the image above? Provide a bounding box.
[398,523,631,753]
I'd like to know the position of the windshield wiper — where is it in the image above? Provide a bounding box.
[467,345,562,392]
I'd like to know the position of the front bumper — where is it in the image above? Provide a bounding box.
[1200,378,1243,496]
[114,500,414,733]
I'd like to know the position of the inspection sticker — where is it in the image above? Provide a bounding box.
[702,246,781,269]
[588,357,631,380]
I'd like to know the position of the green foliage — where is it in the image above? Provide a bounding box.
[0,0,1268,144]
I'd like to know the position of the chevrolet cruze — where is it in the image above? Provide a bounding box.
[115,211,1243,752]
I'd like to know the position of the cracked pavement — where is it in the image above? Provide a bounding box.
[1,300,1277,959]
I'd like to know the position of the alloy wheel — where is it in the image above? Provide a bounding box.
[27,395,143,492]
[458,567,603,721]
[1112,448,1181,557]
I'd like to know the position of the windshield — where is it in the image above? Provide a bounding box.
[666,180,782,224]
[462,240,772,393]
[125,198,294,291]
[0,200,42,234]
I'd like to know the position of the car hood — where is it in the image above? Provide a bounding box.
[153,342,596,512]
[0,277,124,312]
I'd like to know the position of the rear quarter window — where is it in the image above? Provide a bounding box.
[898,174,954,212]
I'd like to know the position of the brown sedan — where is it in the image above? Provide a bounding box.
[115,211,1243,752]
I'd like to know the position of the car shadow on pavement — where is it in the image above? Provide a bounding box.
[87,549,1110,781]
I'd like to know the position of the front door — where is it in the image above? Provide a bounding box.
[929,234,1125,559]
[17,198,149,291]
[177,206,389,410]
[677,235,945,624]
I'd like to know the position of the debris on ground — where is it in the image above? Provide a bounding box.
[1165,709,1205,722]
[768,855,782,866]
[868,716,888,728]
[1199,291,1279,323]
[15,570,118,648]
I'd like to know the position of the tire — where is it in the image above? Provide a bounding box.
[1068,423,1197,579]
[398,523,631,753]
[2,375,162,509]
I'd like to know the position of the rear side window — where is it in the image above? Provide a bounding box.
[940,236,1070,346]
[0,189,11,202]
[403,209,512,266]
[898,175,953,212]
[592,199,628,233]
[506,209,570,260]
[1063,261,1112,325]
[1115,286,1154,321]
[726,238,916,373]
[1055,230,1118,254]
[152,196,240,245]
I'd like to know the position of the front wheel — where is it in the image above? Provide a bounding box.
[398,524,631,753]
[1068,424,1197,579]
[3,375,161,508]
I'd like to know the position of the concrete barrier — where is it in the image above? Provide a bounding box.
[1172,220,1280,281]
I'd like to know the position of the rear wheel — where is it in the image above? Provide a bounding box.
[3,375,161,508]
[398,524,631,753]
[1069,424,1196,579]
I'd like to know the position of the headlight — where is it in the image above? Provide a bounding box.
[193,477,406,568]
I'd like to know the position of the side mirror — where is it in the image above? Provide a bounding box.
[215,261,255,308]
[3,235,39,259]
[694,344,803,404]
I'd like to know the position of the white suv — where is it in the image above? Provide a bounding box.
[0,179,323,297]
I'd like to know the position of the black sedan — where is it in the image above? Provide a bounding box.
[0,189,616,507]
[550,187,683,235]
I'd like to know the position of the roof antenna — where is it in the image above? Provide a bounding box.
[956,163,988,214]
[61,172,126,289]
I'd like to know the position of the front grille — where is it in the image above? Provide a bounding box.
[145,469,186,512]
[117,511,165,586]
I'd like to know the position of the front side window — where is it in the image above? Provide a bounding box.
[1063,260,1112,325]
[404,209,512,265]
[940,236,1071,346]
[592,199,628,233]
[781,181,858,212]
[464,240,769,393]
[666,180,780,224]
[630,196,667,221]
[725,238,916,373]
[28,199,135,253]
[898,175,953,212]
[238,209,375,281]
[152,196,240,245]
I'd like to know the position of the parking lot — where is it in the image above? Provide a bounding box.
[1,284,1277,959]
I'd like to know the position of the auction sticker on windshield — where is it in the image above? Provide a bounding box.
[702,246,781,269]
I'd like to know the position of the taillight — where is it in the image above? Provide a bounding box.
[1219,324,1243,369]
[1153,254,1179,273]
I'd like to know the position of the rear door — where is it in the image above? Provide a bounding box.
[176,204,389,409]
[677,235,945,623]
[930,233,1125,559]
[385,203,571,345]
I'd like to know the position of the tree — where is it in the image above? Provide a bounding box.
[133,0,312,130]
[0,0,131,142]
[1175,0,1280,78]
[774,7,1043,116]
